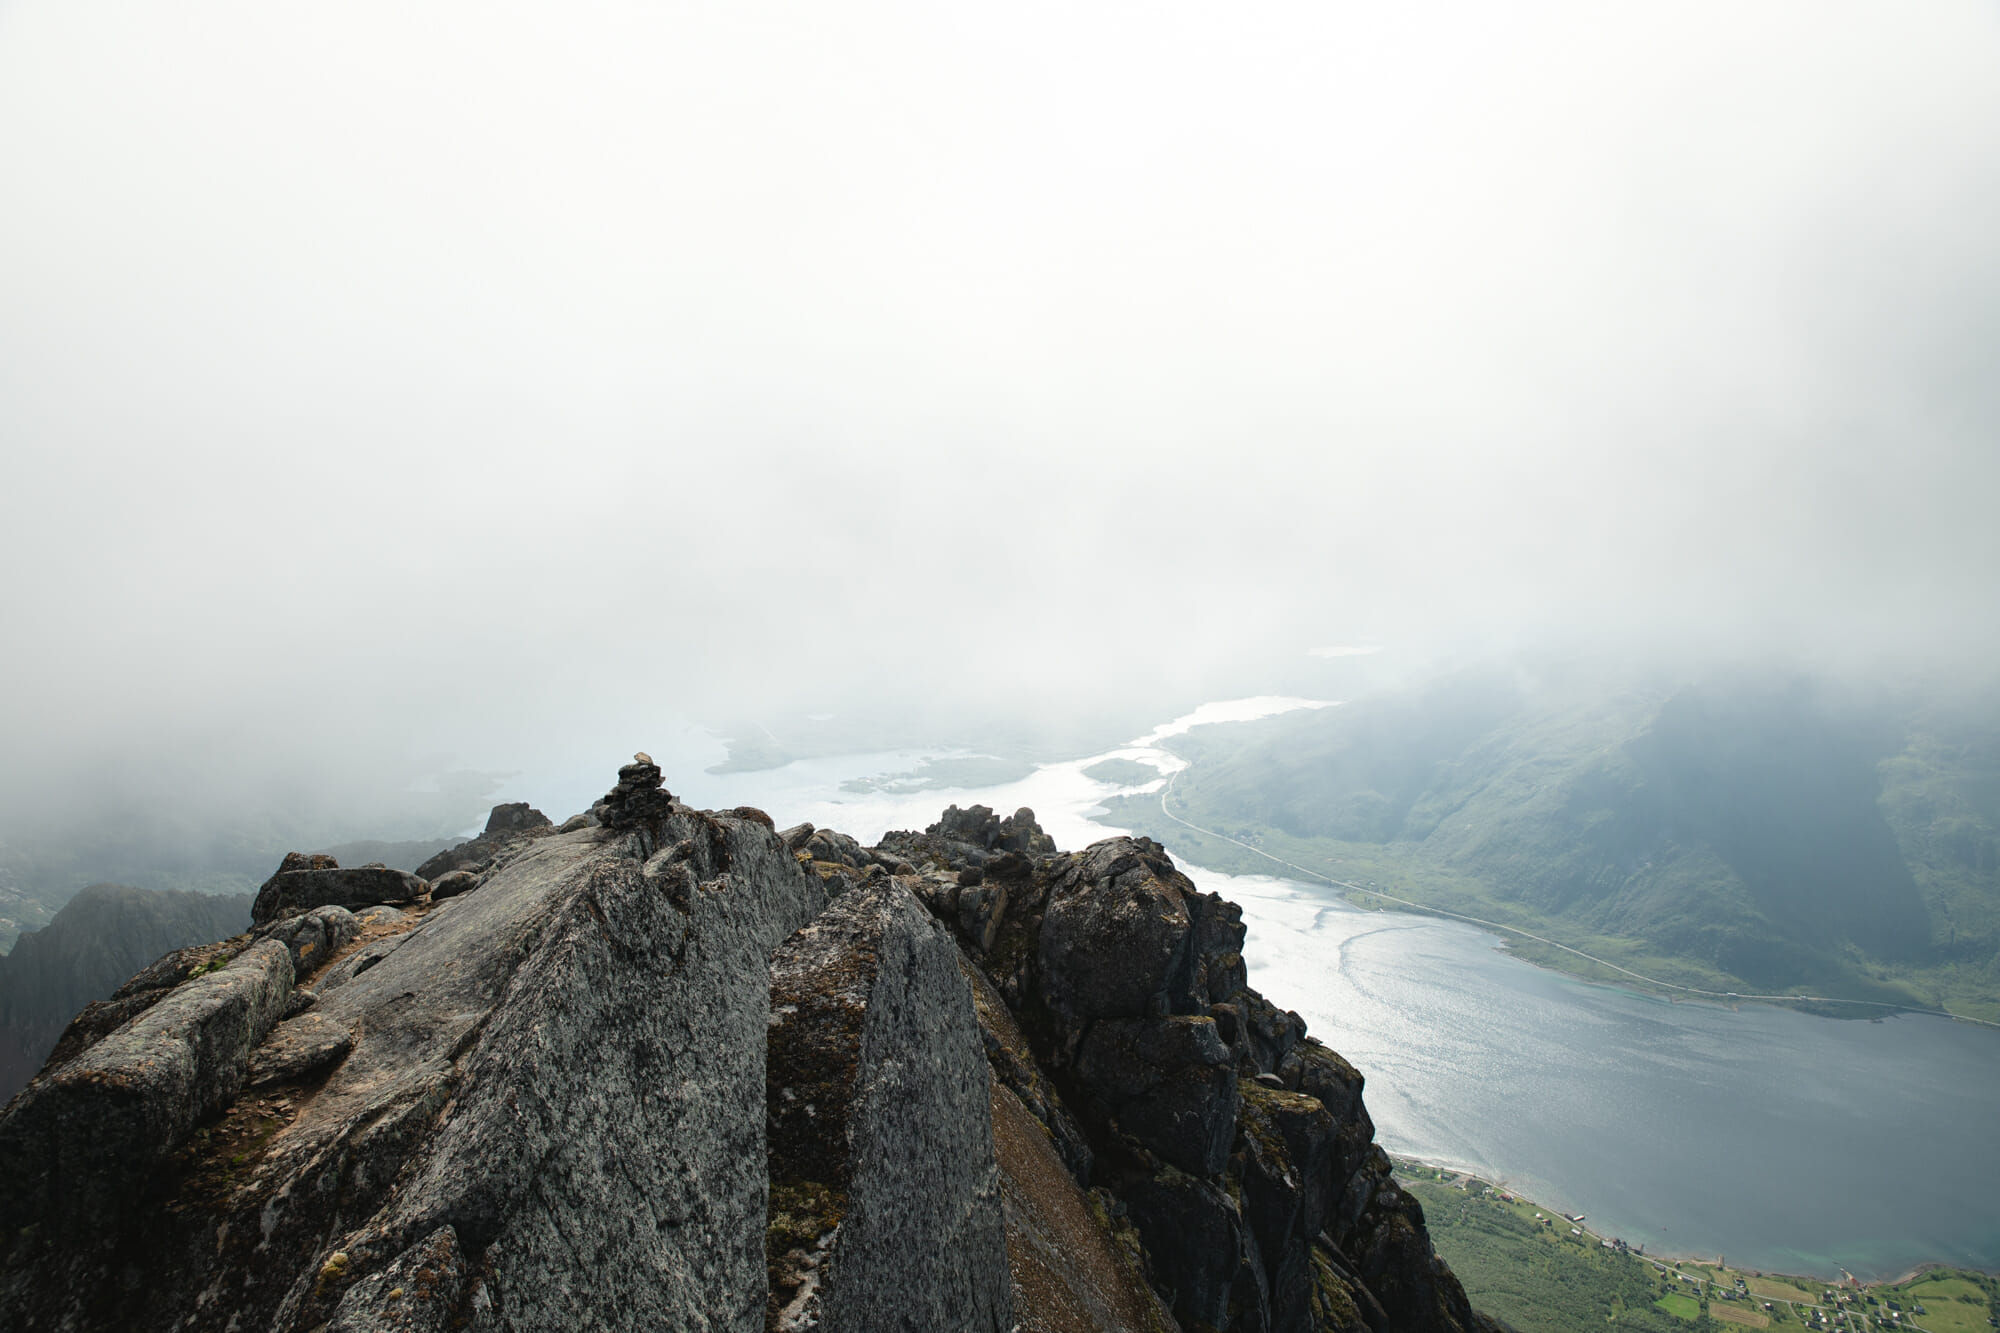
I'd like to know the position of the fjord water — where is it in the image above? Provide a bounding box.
[617,701,2000,1281]
[1210,870,2000,1281]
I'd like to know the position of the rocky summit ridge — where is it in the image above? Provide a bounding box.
[0,757,1500,1333]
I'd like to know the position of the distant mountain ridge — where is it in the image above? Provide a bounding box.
[1105,668,2000,1018]
[0,882,252,1101]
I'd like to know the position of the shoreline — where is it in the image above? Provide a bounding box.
[1389,1153,1999,1288]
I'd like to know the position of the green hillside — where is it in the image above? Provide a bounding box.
[1399,1164,2000,1333]
[1102,669,2000,1021]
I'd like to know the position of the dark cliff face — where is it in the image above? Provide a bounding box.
[877,808,1494,1333]
[0,775,1491,1333]
[0,881,253,1102]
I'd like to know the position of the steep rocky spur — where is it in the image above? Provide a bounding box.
[0,772,1494,1333]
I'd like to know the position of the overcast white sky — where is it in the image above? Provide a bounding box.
[3,1,1998,824]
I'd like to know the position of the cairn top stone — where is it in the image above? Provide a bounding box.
[597,754,675,830]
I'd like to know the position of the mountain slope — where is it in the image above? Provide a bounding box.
[1106,668,2000,1018]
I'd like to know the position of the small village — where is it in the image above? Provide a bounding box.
[1396,1159,2000,1333]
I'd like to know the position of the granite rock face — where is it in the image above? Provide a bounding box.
[0,769,825,1331]
[765,877,1011,1333]
[898,807,1494,1333]
[0,775,1495,1333]
[414,802,557,881]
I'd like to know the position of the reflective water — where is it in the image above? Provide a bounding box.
[1209,870,2000,1281]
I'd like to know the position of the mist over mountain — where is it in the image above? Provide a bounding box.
[1113,662,2000,1014]
[2,0,1998,864]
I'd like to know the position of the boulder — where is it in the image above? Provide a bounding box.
[252,861,425,926]
[766,878,1011,1333]
[246,1010,356,1088]
[481,803,549,837]
[956,880,1010,953]
[1037,839,1192,1022]
[802,827,867,870]
[255,904,362,976]
[428,869,482,901]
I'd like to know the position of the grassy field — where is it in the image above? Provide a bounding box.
[1398,1162,1999,1333]
[1709,1301,1771,1327]
[1895,1277,1998,1333]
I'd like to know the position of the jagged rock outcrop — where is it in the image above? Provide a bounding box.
[0,772,1494,1333]
[0,768,825,1331]
[900,808,1493,1333]
[413,801,556,880]
[879,803,1058,871]
[765,878,1010,1332]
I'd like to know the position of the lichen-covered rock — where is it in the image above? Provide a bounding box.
[1038,839,1194,1022]
[256,903,363,976]
[0,782,1494,1333]
[876,806,1059,875]
[252,861,426,925]
[897,828,1493,1333]
[0,938,294,1236]
[1119,1165,1248,1332]
[326,1225,468,1333]
[35,930,253,1075]
[0,772,824,1332]
[962,959,1093,1183]
[766,878,1011,1333]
